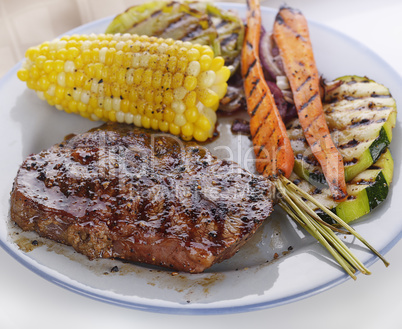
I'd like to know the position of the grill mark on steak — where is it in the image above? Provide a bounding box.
[10,122,275,273]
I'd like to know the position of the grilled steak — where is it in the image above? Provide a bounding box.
[10,123,274,273]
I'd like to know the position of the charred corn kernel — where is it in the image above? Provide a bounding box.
[17,33,230,141]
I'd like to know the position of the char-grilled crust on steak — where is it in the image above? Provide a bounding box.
[10,123,274,273]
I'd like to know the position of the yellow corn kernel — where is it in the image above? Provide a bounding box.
[26,47,40,61]
[183,76,198,91]
[163,89,174,105]
[57,48,67,61]
[187,48,200,62]
[161,72,172,90]
[184,107,199,123]
[195,115,211,131]
[37,76,50,91]
[174,114,186,127]
[108,110,117,121]
[169,122,181,135]
[159,120,169,132]
[94,107,103,118]
[200,46,214,59]
[176,57,189,73]
[29,65,40,79]
[66,47,80,60]
[151,118,159,131]
[181,122,194,137]
[166,56,177,72]
[35,55,47,68]
[17,33,231,141]
[143,68,153,88]
[17,69,29,82]
[199,54,212,71]
[133,68,144,85]
[172,100,185,114]
[184,91,197,108]
[141,115,151,129]
[196,87,219,108]
[152,70,162,89]
[164,108,175,123]
[171,72,184,89]
[43,60,54,73]
[120,99,129,113]
[210,57,225,72]
[215,67,231,84]
[193,127,209,142]
[198,70,216,88]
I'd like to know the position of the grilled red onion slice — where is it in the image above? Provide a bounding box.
[259,28,284,81]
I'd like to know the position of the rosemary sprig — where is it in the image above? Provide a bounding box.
[274,175,389,279]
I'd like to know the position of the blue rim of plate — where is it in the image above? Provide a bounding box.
[0,3,401,315]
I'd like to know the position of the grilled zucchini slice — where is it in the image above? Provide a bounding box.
[288,76,396,187]
[105,1,245,69]
[291,149,394,223]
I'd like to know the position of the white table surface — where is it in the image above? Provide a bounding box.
[1,0,402,328]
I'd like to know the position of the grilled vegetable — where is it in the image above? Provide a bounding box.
[273,6,347,201]
[241,0,294,178]
[17,33,230,142]
[242,0,388,279]
[188,1,245,69]
[291,149,394,224]
[289,76,397,186]
[105,0,244,70]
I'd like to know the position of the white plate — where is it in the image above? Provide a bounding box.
[0,3,401,315]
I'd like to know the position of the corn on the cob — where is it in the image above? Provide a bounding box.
[17,33,231,142]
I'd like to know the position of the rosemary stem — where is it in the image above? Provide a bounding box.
[280,175,389,267]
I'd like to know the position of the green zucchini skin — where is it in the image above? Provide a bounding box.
[287,75,397,187]
[291,149,394,224]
